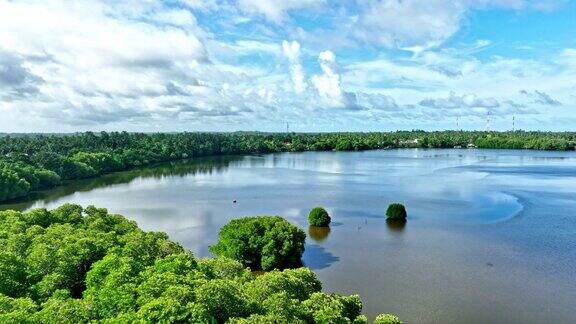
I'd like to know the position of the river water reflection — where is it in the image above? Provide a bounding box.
[3,149,576,323]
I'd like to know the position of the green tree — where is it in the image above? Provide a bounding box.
[0,168,30,201]
[373,314,403,324]
[209,216,306,271]
[386,203,407,221]
[302,292,364,324]
[308,207,331,227]
[195,279,251,323]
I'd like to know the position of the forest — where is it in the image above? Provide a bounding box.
[0,204,400,323]
[0,131,575,202]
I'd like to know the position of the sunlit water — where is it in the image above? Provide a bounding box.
[3,149,576,323]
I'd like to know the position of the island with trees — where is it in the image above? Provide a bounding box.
[308,207,331,227]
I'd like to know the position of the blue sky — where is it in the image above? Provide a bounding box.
[0,0,575,132]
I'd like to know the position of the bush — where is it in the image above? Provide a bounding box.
[386,203,407,220]
[308,207,331,227]
[210,216,306,271]
[374,313,403,324]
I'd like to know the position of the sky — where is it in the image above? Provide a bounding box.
[0,0,575,132]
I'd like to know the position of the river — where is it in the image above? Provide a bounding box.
[2,149,576,323]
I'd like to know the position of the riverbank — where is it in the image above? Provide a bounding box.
[1,131,575,203]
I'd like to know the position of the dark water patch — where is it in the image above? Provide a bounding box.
[303,244,340,270]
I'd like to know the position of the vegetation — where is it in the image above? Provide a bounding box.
[210,216,306,271]
[308,207,331,227]
[0,204,398,323]
[386,203,407,221]
[374,314,403,324]
[1,130,574,202]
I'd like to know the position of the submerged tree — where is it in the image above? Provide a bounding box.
[386,203,407,221]
[308,207,331,227]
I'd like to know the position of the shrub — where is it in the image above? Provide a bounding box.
[386,203,407,220]
[308,207,331,227]
[210,216,306,271]
[374,313,403,324]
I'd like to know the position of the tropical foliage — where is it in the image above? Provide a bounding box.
[1,131,574,202]
[0,204,399,323]
[373,314,403,324]
[210,216,306,271]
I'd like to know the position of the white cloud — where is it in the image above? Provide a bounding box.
[282,41,307,93]
[0,0,214,127]
[312,50,344,105]
[0,0,573,132]
[179,0,219,11]
[352,0,568,49]
[238,0,324,22]
[353,0,465,49]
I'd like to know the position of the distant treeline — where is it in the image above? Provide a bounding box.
[1,131,575,202]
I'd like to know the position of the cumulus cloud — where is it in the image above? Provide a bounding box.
[0,0,573,132]
[0,0,214,126]
[282,41,307,94]
[312,50,344,105]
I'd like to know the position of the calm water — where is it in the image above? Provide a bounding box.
[3,149,576,323]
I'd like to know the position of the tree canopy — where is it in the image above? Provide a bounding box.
[386,203,407,221]
[2,130,573,202]
[308,207,331,227]
[374,314,403,324]
[210,216,306,271]
[0,204,398,323]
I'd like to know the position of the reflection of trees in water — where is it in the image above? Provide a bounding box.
[308,226,331,242]
[1,156,242,211]
[386,219,406,233]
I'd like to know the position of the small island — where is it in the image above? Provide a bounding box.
[308,206,331,227]
[386,203,407,221]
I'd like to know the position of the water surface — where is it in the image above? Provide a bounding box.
[3,149,576,323]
